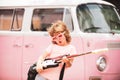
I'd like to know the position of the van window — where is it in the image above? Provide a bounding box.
[63,8,73,32]
[0,9,24,31]
[77,4,120,33]
[31,8,63,31]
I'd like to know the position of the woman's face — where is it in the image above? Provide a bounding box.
[52,32,66,45]
[52,26,67,46]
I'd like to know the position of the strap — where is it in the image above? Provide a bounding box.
[59,63,66,80]
[27,63,38,80]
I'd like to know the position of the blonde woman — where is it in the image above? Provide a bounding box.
[28,20,77,80]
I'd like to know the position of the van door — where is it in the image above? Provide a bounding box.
[0,9,24,80]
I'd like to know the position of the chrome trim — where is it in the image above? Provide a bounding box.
[96,56,107,71]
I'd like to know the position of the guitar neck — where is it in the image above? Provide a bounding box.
[67,51,91,58]
[52,51,92,61]
[49,48,108,61]
[41,48,108,69]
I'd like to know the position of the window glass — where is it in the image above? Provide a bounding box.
[31,8,64,31]
[77,4,120,33]
[0,9,24,31]
[32,8,73,32]
[63,8,73,32]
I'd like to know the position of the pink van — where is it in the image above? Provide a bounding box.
[0,0,120,80]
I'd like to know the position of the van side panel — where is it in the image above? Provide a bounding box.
[81,34,120,80]
[0,34,23,80]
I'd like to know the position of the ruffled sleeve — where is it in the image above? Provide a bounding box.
[45,44,53,54]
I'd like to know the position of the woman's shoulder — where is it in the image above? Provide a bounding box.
[67,44,76,48]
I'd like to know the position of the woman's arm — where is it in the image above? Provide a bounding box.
[36,52,50,73]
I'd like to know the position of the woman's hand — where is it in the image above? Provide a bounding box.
[62,56,73,67]
[62,56,69,63]
[36,52,50,73]
[36,62,43,73]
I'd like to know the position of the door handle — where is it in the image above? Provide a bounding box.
[25,43,33,48]
[13,43,22,47]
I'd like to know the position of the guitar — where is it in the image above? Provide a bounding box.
[34,48,108,69]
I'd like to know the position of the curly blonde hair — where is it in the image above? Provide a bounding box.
[47,20,71,44]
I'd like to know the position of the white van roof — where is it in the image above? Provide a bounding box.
[0,0,114,7]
